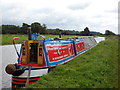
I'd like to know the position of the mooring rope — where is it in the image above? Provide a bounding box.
[25,65,32,87]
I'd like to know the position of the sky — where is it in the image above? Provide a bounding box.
[1,0,119,34]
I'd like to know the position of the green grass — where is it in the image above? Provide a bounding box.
[1,34,78,45]
[25,36,118,88]
[2,34,28,45]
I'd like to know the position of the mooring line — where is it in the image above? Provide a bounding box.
[25,65,32,87]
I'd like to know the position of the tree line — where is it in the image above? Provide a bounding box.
[0,22,116,36]
[1,22,81,35]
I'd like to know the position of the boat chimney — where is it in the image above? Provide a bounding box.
[59,30,62,38]
[27,25,32,40]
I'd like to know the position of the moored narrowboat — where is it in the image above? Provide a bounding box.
[5,26,97,88]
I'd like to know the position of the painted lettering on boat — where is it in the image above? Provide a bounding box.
[46,44,74,62]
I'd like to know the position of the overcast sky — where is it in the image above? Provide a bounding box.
[1,0,119,34]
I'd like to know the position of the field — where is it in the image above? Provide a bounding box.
[1,34,78,45]
[24,36,119,88]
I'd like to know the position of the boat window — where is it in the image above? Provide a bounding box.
[22,47,25,55]
[39,48,42,56]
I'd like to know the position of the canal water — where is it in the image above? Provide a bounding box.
[94,37,105,43]
[1,37,105,89]
[2,44,20,89]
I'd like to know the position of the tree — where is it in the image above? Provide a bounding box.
[80,31,85,36]
[105,30,116,35]
[42,24,47,29]
[20,23,28,34]
[2,22,91,35]
[31,22,41,33]
[31,22,46,34]
[84,27,90,36]
[2,25,20,34]
[42,24,47,34]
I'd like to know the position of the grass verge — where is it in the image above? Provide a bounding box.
[24,36,119,88]
[1,34,78,45]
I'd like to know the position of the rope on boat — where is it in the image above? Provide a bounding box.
[25,65,32,87]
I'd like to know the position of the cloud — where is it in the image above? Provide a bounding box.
[106,7,117,13]
[1,0,119,34]
[68,2,91,10]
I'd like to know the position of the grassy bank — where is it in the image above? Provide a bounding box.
[2,34,28,45]
[25,36,118,88]
[2,34,78,45]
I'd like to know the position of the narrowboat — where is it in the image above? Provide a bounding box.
[5,26,97,88]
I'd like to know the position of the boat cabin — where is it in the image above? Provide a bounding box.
[21,40,45,66]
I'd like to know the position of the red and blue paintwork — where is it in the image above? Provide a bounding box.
[44,41,75,66]
[17,33,87,69]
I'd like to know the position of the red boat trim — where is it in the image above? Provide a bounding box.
[12,80,37,85]
[12,76,40,79]
[12,77,40,81]
[12,79,38,83]
[31,37,37,38]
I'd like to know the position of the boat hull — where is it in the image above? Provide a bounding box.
[12,68,48,88]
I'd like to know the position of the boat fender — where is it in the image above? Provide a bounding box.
[5,64,16,74]
[12,68,25,76]
[5,64,25,76]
